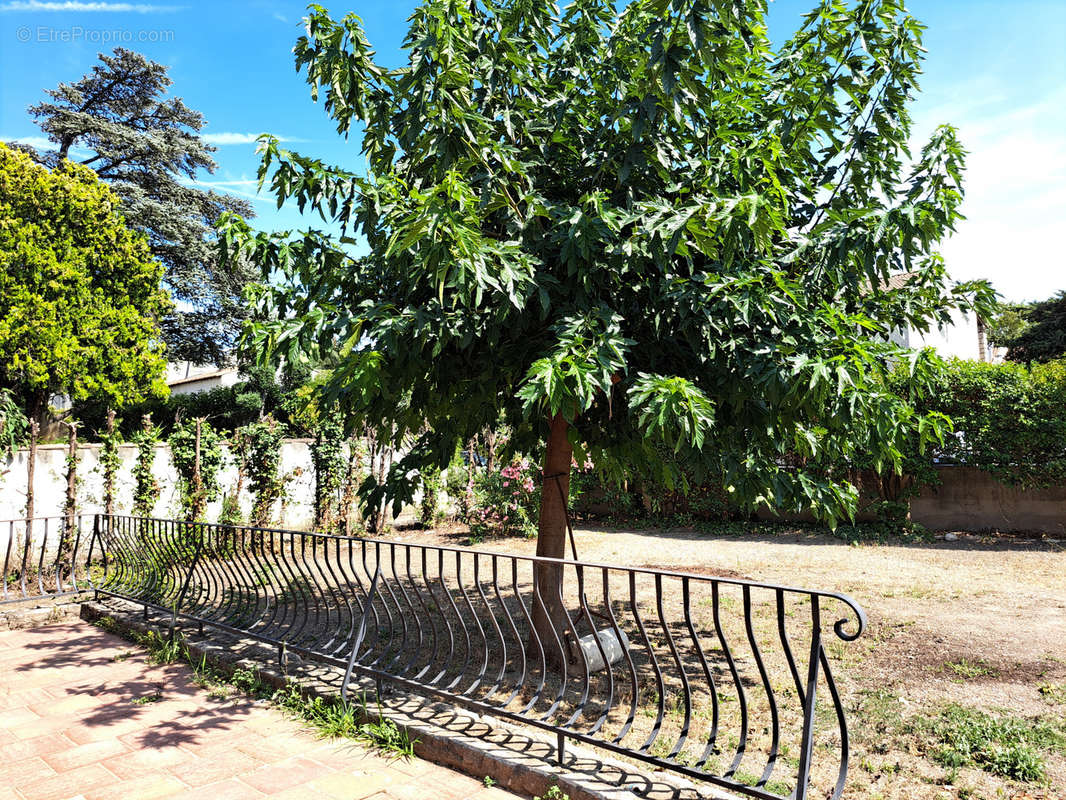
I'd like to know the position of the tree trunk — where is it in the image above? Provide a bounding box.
[61,421,79,570]
[339,433,363,533]
[23,417,39,579]
[530,413,574,667]
[485,427,498,473]
[191,418,204,521]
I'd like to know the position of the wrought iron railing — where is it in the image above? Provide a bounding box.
[1,516,93,605]
[88,514,866,800]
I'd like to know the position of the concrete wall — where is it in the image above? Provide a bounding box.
[910,466,1066,535]
[4,444,1061,535]
[0,439,316,530]
[747,466,1064,534]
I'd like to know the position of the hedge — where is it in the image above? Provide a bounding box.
[909,358,1066,488]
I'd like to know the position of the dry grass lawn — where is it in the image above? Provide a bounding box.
[396,522,1066,800]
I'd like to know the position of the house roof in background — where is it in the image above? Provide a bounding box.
[167,367,238,388]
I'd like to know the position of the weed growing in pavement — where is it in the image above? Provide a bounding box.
[483,776,497,787]
[133,692,163,705]
[272,683,416,757]
[90,616,415,759]
[141,630,188,665]
[229,667,267,696]
[534,785,569,800]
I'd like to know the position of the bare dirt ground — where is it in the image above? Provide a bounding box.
[393,522,1066,800]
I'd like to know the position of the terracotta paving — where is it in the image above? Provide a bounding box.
[0,620,524,800]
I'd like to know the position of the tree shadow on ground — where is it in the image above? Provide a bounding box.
[573,523,1065,554]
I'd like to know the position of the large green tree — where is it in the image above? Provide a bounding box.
[0,142,169,421]
[28,48,256,365]
[223,0,992,612]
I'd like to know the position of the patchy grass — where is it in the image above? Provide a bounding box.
[943,659,998,680]
[853,688,907,754]
[132,692,163,705]
[1038,683,1066,705]
[923,704,1066,783]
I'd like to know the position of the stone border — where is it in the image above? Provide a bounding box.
[0,593,88,630]
[78,599,733,800]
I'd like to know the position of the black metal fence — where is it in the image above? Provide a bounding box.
[1,516,93,605]
[88,514,866,800]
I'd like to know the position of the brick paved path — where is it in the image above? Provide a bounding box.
[0,620,524,800]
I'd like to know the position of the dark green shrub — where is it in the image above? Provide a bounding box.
[905,358,1066,488]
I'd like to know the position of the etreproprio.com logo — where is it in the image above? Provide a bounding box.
[15,25,175,44]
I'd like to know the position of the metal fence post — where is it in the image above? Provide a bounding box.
[342,564,381,701]
[170,522,206,638]
[794,595,822,800]
[87,514,101,600]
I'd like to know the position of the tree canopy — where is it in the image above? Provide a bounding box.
[0,142,169,417]
[28,47,257,365]
[991,291,1066,363]
[224,0,994,537]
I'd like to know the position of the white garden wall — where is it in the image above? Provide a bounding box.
[0,439,317,530]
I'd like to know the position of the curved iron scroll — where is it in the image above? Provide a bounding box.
[90,515,866,800]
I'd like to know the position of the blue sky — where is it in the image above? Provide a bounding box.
[1,0,1063,302]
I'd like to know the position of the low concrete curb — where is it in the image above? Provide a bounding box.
[0,594,87,629]
[79,599,728,800]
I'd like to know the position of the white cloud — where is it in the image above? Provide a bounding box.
[0,1,181,11]
[912,88,1066,303]
[1,135,56,150]
[197,179,259,188]
[201,132,293,146]
[188,177,270,204]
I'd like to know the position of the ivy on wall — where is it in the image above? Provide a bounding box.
[242,416,284,527]
[310,417,344,532]
[99,409,121,516]
[168,418,223,522]
[0,388,27,461]
[132,413,159,518]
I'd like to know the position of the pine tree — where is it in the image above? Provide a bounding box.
[28,47,256,365]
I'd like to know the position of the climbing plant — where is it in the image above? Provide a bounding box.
[418,465,443,527]
[218,427,249,526]
[63,421,80,526]
[242,416,284,527]
[99,410,121,516]
[169,418,223,522]
[338,432,367,532]
[0,388,27,461]
[311,417,345,531]
[132,414,160,518]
